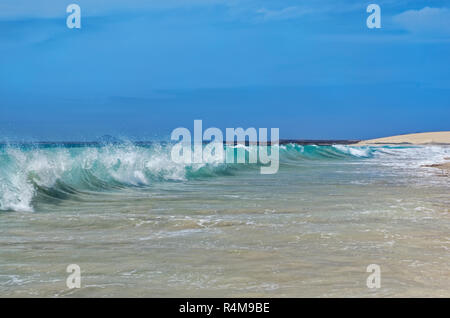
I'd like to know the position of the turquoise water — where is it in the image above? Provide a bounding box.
[0,143,449,297]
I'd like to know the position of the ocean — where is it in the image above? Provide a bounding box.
[0,143,449,297]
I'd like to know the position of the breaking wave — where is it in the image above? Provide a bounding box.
[0,142,447,212]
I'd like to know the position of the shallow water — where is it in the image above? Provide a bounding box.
[0,144,449,297]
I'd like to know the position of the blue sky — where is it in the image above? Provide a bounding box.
[0,0,449,141]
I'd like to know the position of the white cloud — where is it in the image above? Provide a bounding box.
[253,1,368,22]
[393,7,450,36]
[256,6,314,21]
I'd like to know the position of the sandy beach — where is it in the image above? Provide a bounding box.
[356,131,450,145]
[424,162,450,174]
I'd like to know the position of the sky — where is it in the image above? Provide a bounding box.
[0,0,449,141]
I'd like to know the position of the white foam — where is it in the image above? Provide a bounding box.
[333,145,372,157]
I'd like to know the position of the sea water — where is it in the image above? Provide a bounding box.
[0,143,449,297]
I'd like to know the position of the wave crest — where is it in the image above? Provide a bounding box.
[0,143,384,212]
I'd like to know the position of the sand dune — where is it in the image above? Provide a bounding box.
[356,131,450,145]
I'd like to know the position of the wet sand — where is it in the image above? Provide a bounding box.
[424,162,450,174]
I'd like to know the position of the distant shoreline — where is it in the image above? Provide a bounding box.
[0,140,361,146]
[1,132,450,146]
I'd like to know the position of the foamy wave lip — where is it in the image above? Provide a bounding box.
[0,143,233,212]
[332,145,373,158]
[0,148,71,212]
[0,180,35,212]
